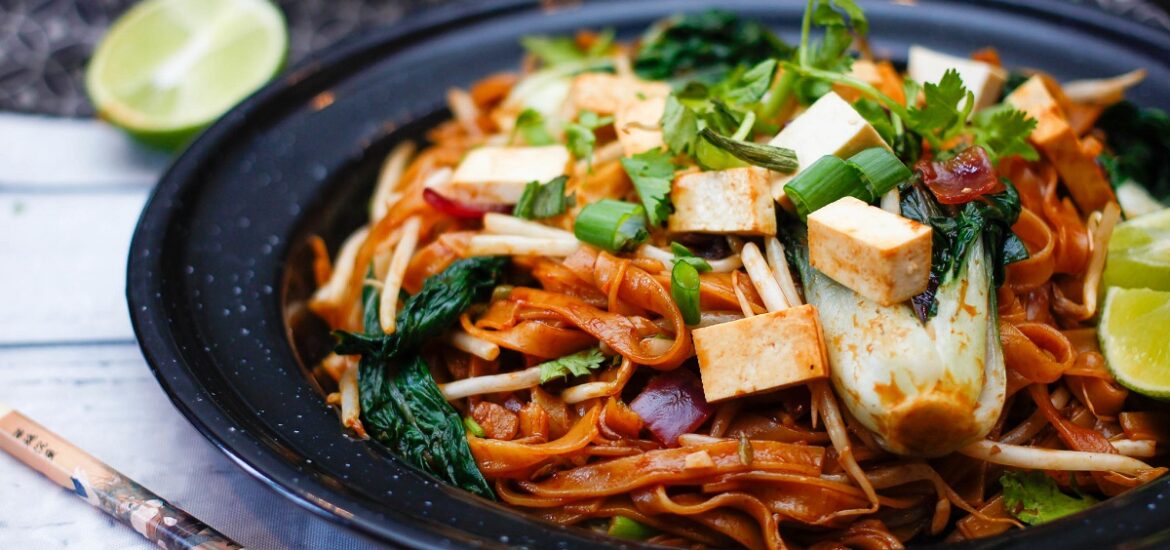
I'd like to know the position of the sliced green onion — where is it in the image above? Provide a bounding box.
[847,147,911,197]
[698,127,799,173]
[784,155,867,219]
[463,416,486,438]
[608,516,658,540]
[670,242,712,273]
[671,260,702,326]
[573,200,649,252]
[513,175,569,219]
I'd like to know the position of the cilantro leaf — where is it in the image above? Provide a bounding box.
[565,110,614,170]
[971,106,1039,162]
[620,149,678,226]
[513,176,570,220]
[716,59,778,106]
[662,95,700,157]
[538,348,608,383]
[1001,471,1098,526]
[906,69,974,143]
[513,108,555,146]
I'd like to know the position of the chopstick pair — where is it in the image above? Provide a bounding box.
[0,402,245,550]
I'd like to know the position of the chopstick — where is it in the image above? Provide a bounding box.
[0,402,245,549]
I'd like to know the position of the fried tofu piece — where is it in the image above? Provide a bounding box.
[614,95,666,156]
[808,197,932,306]
[568,72,671,115]
[768,92,891,202]
[693,305,829,403]
[444,145,571,204]
[667,167,776,236]
[908,45,1007,111]
[1006,76,1115,212]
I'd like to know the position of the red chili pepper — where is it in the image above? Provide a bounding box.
[915,146,1004,205]
[422,188,511,219]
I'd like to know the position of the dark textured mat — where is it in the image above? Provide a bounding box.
[1,0,1168,118]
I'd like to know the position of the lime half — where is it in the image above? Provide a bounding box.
[1100,287,1170,400]
[1103,207,1170,292]
[86,0,288,150]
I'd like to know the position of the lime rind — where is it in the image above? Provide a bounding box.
[86,0,288,150]
[1100,287,1170,401]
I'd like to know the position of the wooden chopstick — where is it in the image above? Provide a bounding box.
[0,402,245,550]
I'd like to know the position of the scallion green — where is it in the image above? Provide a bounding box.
[783,155,867,219]
[608,516,658,540]
[671,259,702,326]
[463,416,486,438]
[670,242,712,273]
[573,200,649,252]
[847,147,911,197]
[698,127,798,173]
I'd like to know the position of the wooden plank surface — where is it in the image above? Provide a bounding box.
[0,115,386,549]
[0,344,380,550]
[0,191,145,345]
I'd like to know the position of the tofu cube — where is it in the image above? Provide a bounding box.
[807,197,932,306]
[768,92,891,202]
[693,305,829,403]
[668,167,776,236]
[615,95,667,156]
[568,72,671,116]
[445,146,570,204]
[908,45,1007,111]
[1006,76,1115,212]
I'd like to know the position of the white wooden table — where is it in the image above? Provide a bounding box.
[0,113,388,549]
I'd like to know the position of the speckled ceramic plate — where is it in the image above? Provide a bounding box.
[127,1,1170,548]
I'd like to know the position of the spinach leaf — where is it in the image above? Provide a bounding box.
[1096,100,1170,201]
[900,178,1026,318]
[634,10,790,80]
[359,353,493,499]
[337,256,509,499]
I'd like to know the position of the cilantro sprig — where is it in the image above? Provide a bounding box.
[538,348,608,383]
[620,149,678,227]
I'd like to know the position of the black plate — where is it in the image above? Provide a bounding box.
[128,1,1170,548]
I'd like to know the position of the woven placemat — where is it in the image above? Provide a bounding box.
[1,0,1167,118]
[0,0,461,117]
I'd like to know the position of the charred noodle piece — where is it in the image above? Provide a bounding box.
[335,256,509,499]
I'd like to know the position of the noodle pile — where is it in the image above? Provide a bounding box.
[305,35,1169,550]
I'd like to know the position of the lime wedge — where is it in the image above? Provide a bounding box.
[86,0,288,150]
[1100,287,1170,400]
[1102,207,1170,292]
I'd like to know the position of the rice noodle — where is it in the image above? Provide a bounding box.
[740,242,788,312]
[370,141,417,221]
[959,440,1155,475]
[1054,203,1120,320]
[379,216,422,333]
[483,213,577,240]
